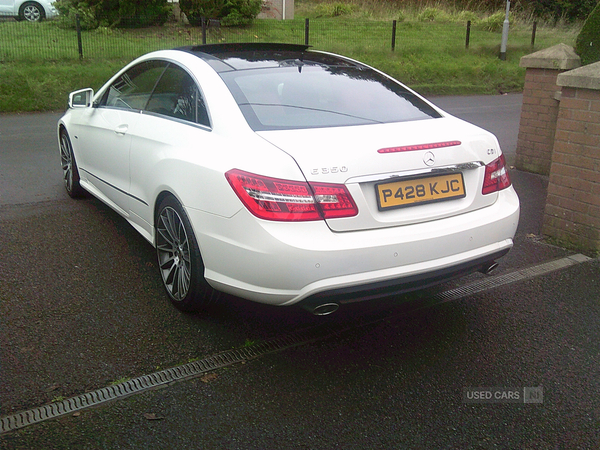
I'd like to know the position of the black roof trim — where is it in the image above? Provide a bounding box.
[176,43,311,55]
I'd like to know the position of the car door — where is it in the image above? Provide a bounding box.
[75,60,168,215]
[127,62,211,237]
[0,0,14,14]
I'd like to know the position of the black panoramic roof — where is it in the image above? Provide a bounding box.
[175,42,361,72]
[179,42,310,55]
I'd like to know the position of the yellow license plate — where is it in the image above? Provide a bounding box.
[376,172,466,210]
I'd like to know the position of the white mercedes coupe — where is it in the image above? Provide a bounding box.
[58,43,519,315]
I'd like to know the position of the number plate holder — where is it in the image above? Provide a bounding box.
[376,172,466,211]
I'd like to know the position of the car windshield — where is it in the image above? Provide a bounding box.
[219,64,441,131]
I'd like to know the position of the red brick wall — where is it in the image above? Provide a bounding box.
[543,86,600,252]
[515,68,564,175]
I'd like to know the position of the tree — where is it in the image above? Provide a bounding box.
[529,0,598,23]
[179,0,262,27]
[576,2,600,65]
[54,0,171,29]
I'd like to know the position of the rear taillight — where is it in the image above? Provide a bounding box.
[482,154,511,195]
[225,169,358,221]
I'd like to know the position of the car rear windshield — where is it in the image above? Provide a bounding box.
[219,64,441,131]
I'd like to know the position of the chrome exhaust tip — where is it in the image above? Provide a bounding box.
[479,261,499,275]
[304,302,340,316]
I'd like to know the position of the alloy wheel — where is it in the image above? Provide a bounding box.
[23,5,41,21]
[60,133,74,193]
[156,206,192,302]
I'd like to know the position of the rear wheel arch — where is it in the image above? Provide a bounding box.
[154,191,175,226]
[153,190,202,247]
[154,192,222,312]
[59,126,85,198]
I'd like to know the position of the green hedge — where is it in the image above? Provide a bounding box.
[576,2,600,65]
[530,0,598,22]
[179,0,262,27]
[54,0,171,29]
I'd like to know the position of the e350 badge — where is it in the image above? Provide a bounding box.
[311,166,349,175]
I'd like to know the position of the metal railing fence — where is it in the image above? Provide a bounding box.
[1,16,539,62]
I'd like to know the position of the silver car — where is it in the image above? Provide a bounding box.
[0,0,58,21]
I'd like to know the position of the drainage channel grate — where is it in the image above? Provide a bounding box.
[430,253,592,304]
[0,254,593,434]
[0,329,332,435]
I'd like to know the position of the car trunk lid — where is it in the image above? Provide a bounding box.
[256,116,502,232]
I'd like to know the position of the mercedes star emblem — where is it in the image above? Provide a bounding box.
[423,151,435,166]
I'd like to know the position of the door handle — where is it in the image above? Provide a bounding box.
[114,124,129,135]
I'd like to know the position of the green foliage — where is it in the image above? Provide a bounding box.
[529,0,598,22]
[576,2,600,65]
[0,60,125,111]
[221,0,263,26]
[478,11,513,32]
[417,7,450,22]
[114,0,172,28]
[457,10,480,24]
[54,0,171,29]
[315,2,355,18]
[438,1,598,21]
[54,0,99,30]
[179,0,262,27]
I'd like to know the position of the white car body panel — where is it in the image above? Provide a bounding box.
[75,108,139,213]
[257,117,503,232]
[191,188,518,304]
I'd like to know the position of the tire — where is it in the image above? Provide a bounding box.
[155,195,220,312]
[59,129,85,198]
[19,2,45,22]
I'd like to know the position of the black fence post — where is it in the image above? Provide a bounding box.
[202,17,207,45]
[391,20,397,51]
[76,14,83,60]
[305,18,309,46]
[465,20,471,49]
[531,22,537,49]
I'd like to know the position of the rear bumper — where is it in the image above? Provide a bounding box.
[301,247,510,307]
[188,187,519,306]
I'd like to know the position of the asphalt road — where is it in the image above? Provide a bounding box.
[1,96,598,449]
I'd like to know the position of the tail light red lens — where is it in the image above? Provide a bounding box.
[482,154,511,195]
[378,140,461,154]
[225,169,358,221]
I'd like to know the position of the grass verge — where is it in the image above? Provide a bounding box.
[0,10,580,113]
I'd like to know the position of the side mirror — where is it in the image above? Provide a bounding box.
[68,88,94,108]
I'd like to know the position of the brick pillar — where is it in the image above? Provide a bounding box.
[543,61,600,253]
[515,44,580,175]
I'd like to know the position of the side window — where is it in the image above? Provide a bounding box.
[145,64,210,127]
[99,60,168,111]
